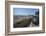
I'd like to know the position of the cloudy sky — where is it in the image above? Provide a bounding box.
[13,8,39,16]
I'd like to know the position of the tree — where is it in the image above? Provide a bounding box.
[35,10,39,15]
